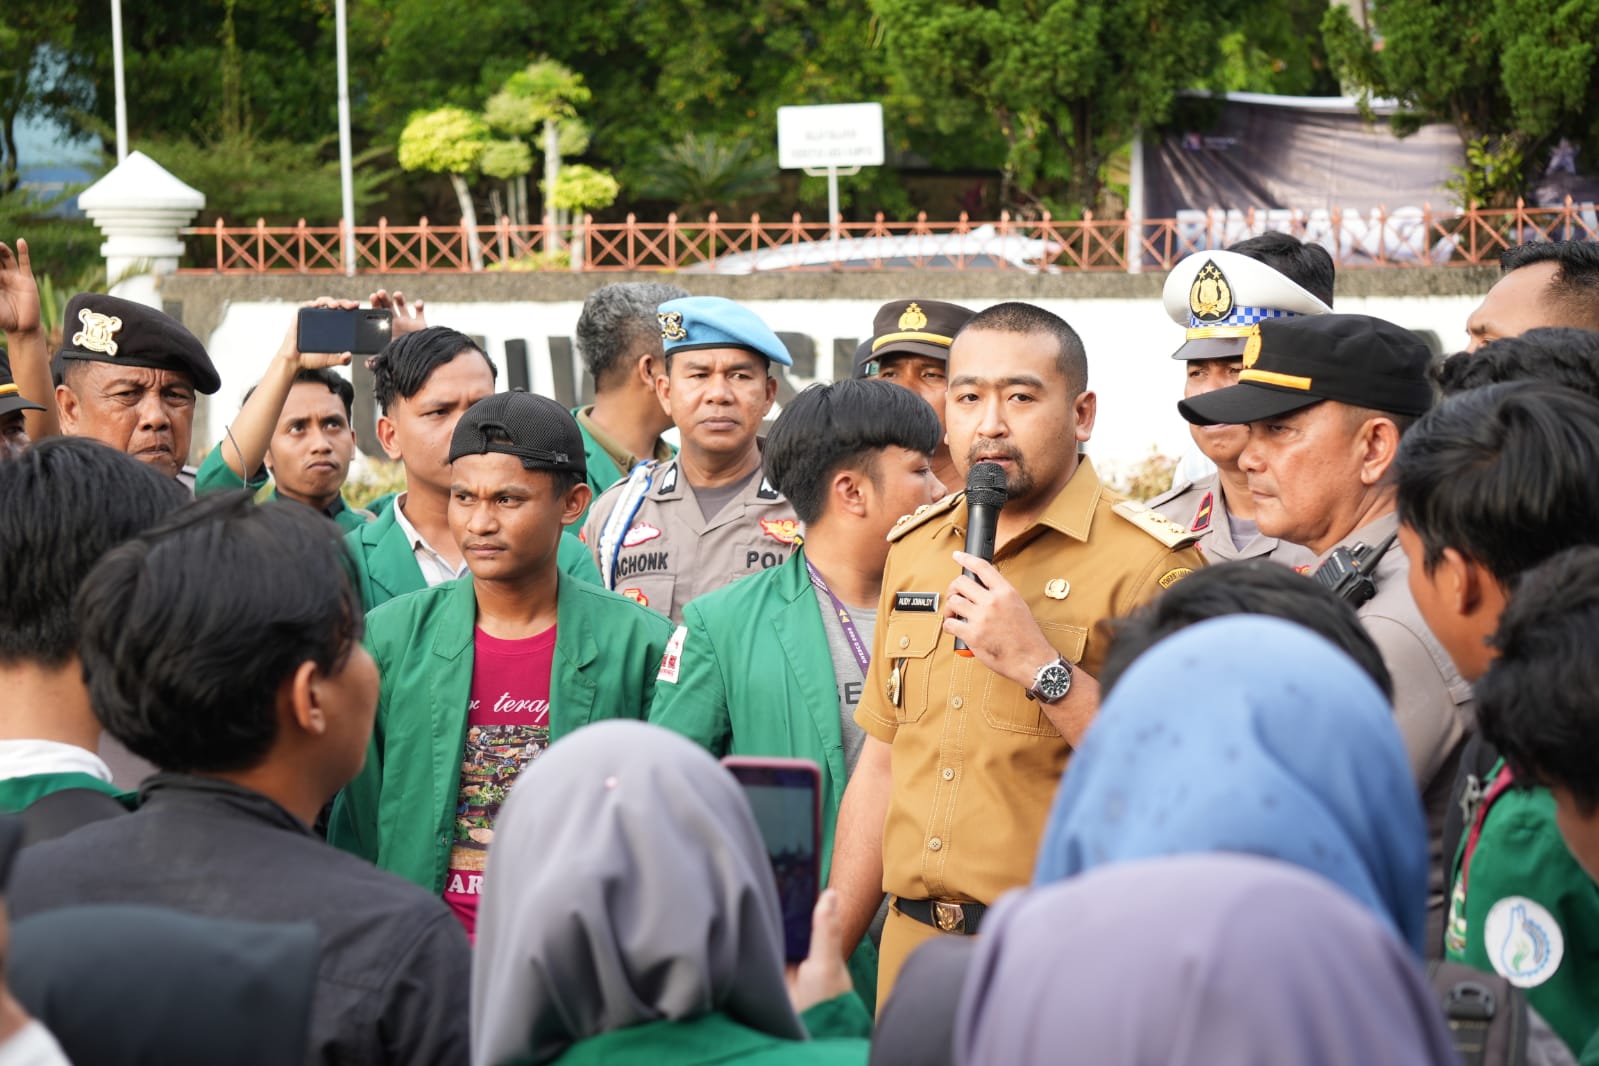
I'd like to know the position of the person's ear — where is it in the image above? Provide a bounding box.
[1073,389,1098,443]
[1446,549,1504,620]
[761,372,778,415]
[263,449,276,475]
[375,411,403,462]
[654,367,673,417]
[287,660,327,738]
[559,481,593,527]
[635,352,658,392]
[55,383,80,433]
[1359,417,1401,486]
[831,467,870,520]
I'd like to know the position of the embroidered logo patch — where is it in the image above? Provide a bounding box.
[622,522,662,548]
[658,311,687,342]
[73,308,123,355]
[657,625,687,684]
[621,588,649,607]
[1158,567,1194,589]
[1484,896,1564,988]
[760,517,801,545]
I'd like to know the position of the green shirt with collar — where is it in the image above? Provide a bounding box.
[194,446,374,532]
[649,546,881,1009]
[344,495,600,612]
[327,572,674,893]
[572,406,675,528]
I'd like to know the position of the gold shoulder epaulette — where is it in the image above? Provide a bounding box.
[1112,499,1203,550]
[887,492,962,543]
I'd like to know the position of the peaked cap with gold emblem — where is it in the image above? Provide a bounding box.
[856,298,975,377]
[1162,249,1331,362]
[1178,314,1433,426]
[0,351,45,417]
[54,293,220,394]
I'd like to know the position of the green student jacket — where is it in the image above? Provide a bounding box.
[543,994,871,1066]
[0,772,124,813]
[327,573,674,893]
[649,547,879,1007]
[344,498,601,611]
[193,447,373,532]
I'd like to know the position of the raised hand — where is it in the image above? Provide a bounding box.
[0,239,42,336]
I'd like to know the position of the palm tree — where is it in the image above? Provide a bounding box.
[636,134,779,218]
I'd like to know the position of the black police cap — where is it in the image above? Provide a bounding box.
[1179,314,1434,427]
[448,390,587,477]
[859,299,976,374]
[0,350,45,418]
[54,293,220,395]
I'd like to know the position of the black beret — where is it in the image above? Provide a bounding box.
[54,293,219,395]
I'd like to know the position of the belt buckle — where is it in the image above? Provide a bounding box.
[933,901,966,934]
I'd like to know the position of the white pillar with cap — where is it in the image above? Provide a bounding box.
[77,151,206,294]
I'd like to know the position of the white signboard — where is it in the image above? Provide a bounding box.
[777,103,885,170]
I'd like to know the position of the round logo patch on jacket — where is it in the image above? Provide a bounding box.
[1484,896,1564,987]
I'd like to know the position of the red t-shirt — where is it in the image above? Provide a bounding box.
[444,624,556,936]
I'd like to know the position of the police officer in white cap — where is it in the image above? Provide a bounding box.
[580,296,800,623]
[1147,247,1328,568]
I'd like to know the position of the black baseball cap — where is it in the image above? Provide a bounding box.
[448,390,587,476]
[858,299,975,376]
[1179,314,1434,427]
[53,293,220,395]
[0,351,45,418]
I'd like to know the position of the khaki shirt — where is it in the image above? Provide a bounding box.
[857,458,1205,906]
[1148,473,1316,570]
[580,455,800,623]
[1316,510,1475,935]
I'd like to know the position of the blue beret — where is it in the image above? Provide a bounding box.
[656,296,792,367]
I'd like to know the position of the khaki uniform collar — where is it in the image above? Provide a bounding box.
[933,456,1102,545]
[1316,508,1400,566]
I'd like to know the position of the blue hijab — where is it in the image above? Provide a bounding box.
[1034,615,1429,954]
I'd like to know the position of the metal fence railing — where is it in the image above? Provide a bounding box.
[177,200,1599,274]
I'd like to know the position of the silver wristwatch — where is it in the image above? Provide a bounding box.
[1025,655,1073,704]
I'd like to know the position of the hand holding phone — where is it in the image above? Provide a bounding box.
[298,306,393,356]
[723,756,822,963]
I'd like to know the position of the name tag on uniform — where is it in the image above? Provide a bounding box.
[894,591,940,612]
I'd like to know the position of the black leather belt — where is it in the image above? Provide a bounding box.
[895,896,986,935]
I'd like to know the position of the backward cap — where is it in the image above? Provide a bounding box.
[54,293,219,394]
[448,391,587,476]
[1163,250,1331,362]
[657,296,791,367]
[1178,314,1434,427]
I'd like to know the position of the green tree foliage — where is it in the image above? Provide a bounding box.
[636,133,778,218]
[1324,0,1599,206]
[0,2,97,194]
[545,164,619,213]
[868,0,1242,216]
[399,106,491,267]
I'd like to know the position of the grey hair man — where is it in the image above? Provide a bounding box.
[572,282,690,521]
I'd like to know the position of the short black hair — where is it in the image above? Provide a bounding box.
[1228,232,1336,307]
[1498,241,1599,332]
[956,302,1088,395]
[1476,546,1599,814]
[1098,560,1393,698]
[368,326,495,414]
[243,367,355,419]
[0,439,189,668]
[1434,327,1599,400]
[75,493,363,774]
[1395,381,1599,588]
[763,380,942,524]
[575,282,689,387]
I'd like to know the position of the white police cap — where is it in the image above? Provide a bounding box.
[1162,249,1332,361]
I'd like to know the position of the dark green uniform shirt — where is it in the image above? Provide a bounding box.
[194,446,373,532]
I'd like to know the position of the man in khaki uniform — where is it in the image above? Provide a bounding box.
[581,295,798,623]
[1179,313,1473,951]
[1147,247,1326,569]
[828,302,1204,1008]
[856,298,974,490]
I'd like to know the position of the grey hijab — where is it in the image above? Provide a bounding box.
[471,719,806,1066]
[954,854,1458,1066]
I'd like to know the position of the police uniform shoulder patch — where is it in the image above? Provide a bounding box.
[756,476,781,501]
[887,492,960,543]
[1112,499,1203,550]
[1158,567,1194,589]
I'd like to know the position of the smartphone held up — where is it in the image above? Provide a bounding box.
[722,756,822,963]
[298,307,393,355]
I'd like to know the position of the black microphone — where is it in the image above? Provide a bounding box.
[954,461,1008,657]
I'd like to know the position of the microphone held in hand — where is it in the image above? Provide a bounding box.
[954,462,1008,656]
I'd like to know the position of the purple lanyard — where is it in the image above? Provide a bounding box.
[806,560,872,676]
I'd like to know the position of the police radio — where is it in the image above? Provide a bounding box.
[1312,531,1398,607]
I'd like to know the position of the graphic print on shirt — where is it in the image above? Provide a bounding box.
[445,624,556,936]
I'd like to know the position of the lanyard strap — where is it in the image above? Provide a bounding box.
[806,560,871,676]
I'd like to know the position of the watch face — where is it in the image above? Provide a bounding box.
[1037,661,1072,702]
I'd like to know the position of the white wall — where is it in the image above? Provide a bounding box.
[200,292,1480,479]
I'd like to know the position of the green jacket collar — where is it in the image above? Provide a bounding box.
[358,501,425,603]
[427,572,598,674]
